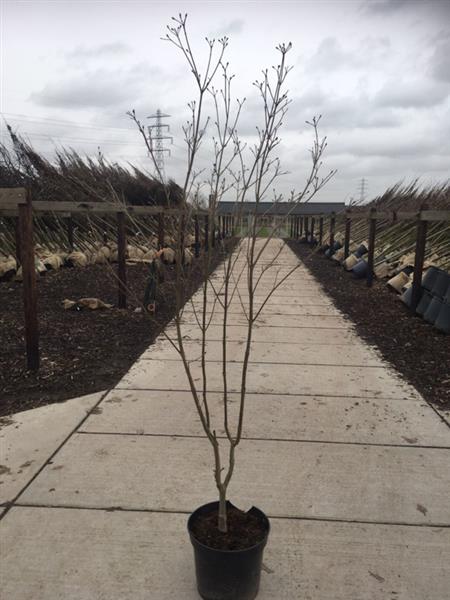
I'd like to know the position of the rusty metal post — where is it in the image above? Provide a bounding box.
[18,191,39,370]
[319,216,324,247]
[117,212,127,309]
[310,217,315,244]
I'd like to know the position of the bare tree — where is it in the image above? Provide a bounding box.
[129,13,335,533]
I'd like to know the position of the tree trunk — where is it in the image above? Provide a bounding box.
[218,487,228,533]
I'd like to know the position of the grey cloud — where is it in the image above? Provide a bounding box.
[374,79,449,108]
[429,34,450,82]
[30,69,141,109]
[362,0,450,18]
[287,88,401,130]
[211,19,244,37]
[362,0,410,15]
[307,37,356,71]
[30,62,166,110]
[305,35,390,73]
[66,42,132,60]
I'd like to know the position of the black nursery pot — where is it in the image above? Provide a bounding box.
[188,501,270,600]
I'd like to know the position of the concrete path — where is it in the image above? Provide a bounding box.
[1,239,449,599]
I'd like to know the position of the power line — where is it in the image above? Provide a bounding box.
[0,112,138,133]
[13,132,145,146]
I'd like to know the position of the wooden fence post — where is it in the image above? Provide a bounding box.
[366,208,377,287]
[19,191,39,370]
[319,216,324,247]
[329,213,335,247]
[344,214,351,259]
[299,217,303,238]
[194,214,200,257]
[117,212,127,309]
[14,216,22,266]
[296,217,300,239]
[180,212,186,265]
[67,216,74,252]
[304,217,309,242]
[310,217,315,244]
[158,212,164,250]
[411,210,428,310]
[204,214,209,252]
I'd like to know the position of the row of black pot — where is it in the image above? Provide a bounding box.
[322,241,450,334]
[401,267,450,334]
[324,240,369,278]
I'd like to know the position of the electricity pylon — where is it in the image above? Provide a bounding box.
[357,178,368,204]
[147,109,173,180]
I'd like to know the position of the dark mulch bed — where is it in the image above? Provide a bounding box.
[0,240,236,417]
[287,241,450,412]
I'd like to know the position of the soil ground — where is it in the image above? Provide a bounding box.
[0,241,235,417]
[287,240,450,411]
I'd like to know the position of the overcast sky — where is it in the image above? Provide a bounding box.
[1,0,449,203]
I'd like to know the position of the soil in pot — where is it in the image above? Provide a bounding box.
[190,503,267,551]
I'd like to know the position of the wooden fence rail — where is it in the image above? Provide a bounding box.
[290,207,450,296]
[0,187,233,372]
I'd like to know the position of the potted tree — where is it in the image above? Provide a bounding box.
[129,14,334,599]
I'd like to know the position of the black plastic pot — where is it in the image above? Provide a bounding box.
[354,243,368,258]
[188,501,270,600]
[444,283,450,304]
[352,259,368,279]
[416,290,432,317]
[401,285,417,308]
[422,266,439,291]
[332,240,342,252]
[424,296,443,325]
[431,271,450,299]
[435,301,450,334]
[401,265,414,276]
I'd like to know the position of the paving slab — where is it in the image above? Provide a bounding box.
[166,323,358,343]
[1,507,449,600]
[184,302,341,316]
[81,389,450,447]
[19,433,450,525]
[138,339,382,365]
[179,313,349,328]
[0,391,105,506]
[118,359,421,400]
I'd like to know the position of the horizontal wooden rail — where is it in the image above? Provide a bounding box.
[305,209,450,223]
[0,189,207,217]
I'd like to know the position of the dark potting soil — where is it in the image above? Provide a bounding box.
[287,240,450,412]
[190,505,267,551]
[0,240,237,417]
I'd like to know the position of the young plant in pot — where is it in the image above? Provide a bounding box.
[130,14,334,599]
